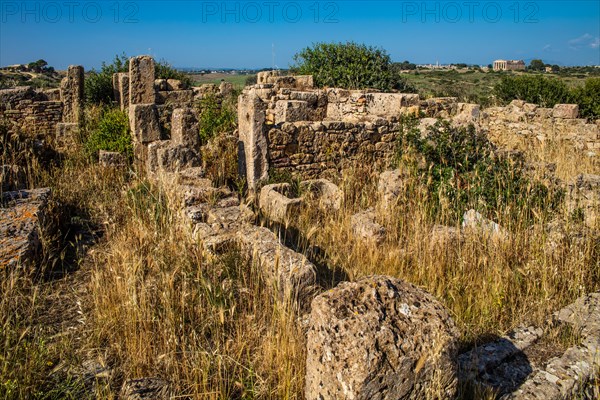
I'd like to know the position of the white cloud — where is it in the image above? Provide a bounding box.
[543,44,552,51]
[569,33,600,50]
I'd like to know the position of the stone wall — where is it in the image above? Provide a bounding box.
[0,86,63,136]
[481,100,600,152]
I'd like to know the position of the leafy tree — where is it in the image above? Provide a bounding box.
[291,42,415,92]
[494,75,571,107]
[85,53,129,105]
[529,59,545,71]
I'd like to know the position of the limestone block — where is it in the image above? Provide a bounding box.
[60,65,84,123]
[117,73,130,111]
[275,100,310,124]
[305,276,459,400]
[552,104,579,119]
[156,144,201,173]
[238,87,269,190]
[462,209,507,240]
[259,183,302,225]
[171,108,199,148]
[129,56,155,105]
[129,104,161,143]
[55,122,78,150]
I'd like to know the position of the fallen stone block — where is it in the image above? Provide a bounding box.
[305,275,459,400]
[236,225,317,306]
[300,178,342,211]
[552,104,579,119]
[350,208,386,245]
[259,183,302,225]
[0,188,51,269]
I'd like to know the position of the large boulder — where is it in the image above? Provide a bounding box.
[305,276,459,400]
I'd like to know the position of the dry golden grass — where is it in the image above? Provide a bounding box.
[1,113,598,398]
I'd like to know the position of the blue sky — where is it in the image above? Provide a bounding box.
[1,1,599,70]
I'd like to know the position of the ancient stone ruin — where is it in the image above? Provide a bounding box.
[1,56,598,399]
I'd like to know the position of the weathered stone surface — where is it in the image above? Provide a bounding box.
[146,140,171,174]
[99,150,126,168]
[555,292,600,339]
[219,81,233,96]
[155,90,194,105]
[236,225,316,304]
[129,56,155,105]
[171,107,200,148]
[275,100,310,124]
[117,73,130,111]
[459,325,543,385]
[305,275,459,400]
[552,104,579,119]
[129,104,161,143]
[120,377,170,400]
[238,88,269,190]
[156,144,200,173]
[60,65,84,123]
[0,188,51,269]
[351,209,386,244]
[166,79,183,91]
[378,169,405,208]
[55,122,78,149]
[462,209,507,239]
[259,183,302,225]
[300,178,342,211]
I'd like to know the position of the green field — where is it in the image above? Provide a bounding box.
[190,73,253,90]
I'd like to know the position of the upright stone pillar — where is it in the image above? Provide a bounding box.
[129,56,155,105]
[128,56,159,171]
[238,88,268,191]
[113,73,130,111]
[60,65,84,124]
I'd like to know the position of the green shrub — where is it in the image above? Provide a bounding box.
[571,78,600,119]
[85,54,129,105]
[84,108,132,160]
[493,75,572,107]
[196,94,237,144]
[291,41,416,92]
[396,116,563,225]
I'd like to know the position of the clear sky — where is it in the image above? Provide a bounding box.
[1,0,599,70]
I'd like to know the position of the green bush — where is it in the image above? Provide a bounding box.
[291,42,415,92]
[493,75,572,108]
[494,75,600,119]
[571,78,600,119]
[85,54,129,105]
[84,108,132,160]
[396,116,563,225]
[196,94,237,144]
